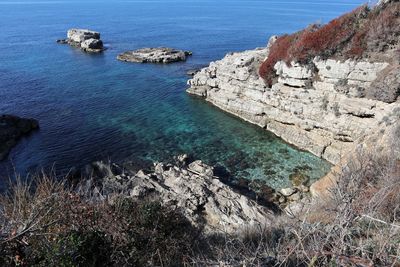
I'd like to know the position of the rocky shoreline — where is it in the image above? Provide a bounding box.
[187,40,399,166]
[187,0,400,197]
[0,115,39,161]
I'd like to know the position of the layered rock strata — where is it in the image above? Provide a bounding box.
[0,115,39,160]
[81,157,274,233]
[187,40,399,165]
[117,47,192,64]
[57,29,104,53]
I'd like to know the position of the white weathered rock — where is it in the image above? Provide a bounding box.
[314,59,354,80]
[188,160,214,177]
[280,187,297,197]
[81,38,103,50]
[313,58,389,88]
[67,29,100,43]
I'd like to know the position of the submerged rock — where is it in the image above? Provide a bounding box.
[117,47,192,64]
[57,28,104,53]
[0,115,39,161]
[81,156,274,233]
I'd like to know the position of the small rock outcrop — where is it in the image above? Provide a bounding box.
[81,158,274,233]
[57,29,104,53]
[117,47,192,64]
[0,115,39,160]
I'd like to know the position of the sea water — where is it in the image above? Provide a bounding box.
[0,0,364,190]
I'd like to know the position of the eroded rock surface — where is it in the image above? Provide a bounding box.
[0,115,39,160]
[187,38,399,164]
[117,48,192,64]
[80,158,274,233]
[57,29,104,53]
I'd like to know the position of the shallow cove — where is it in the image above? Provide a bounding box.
[0,0,364,190]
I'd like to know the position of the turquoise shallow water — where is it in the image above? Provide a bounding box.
[0,0,365,189]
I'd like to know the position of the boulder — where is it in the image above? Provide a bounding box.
[367,66,400,103]
[0,115,39,161]
[117,47,192,64]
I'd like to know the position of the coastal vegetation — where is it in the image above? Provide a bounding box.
[259,1,400,85]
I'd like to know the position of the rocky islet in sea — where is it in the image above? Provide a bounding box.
[57,28,105,53]
[117,47,192,63]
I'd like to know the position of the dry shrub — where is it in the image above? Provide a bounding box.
[289,6,367,62]
[364,1,400,52]
[0,174,201,266]
[193,147,400,266]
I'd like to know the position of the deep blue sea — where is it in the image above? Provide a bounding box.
[0,0,365,190]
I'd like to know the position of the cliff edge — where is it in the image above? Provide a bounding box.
[187,1,400,195]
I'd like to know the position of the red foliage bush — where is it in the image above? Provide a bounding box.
[291,7,366,60]
[259,2,400,83]
[259,34,296,86]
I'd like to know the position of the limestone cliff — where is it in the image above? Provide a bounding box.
[187,42,399,164]
[187,1,400,196]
